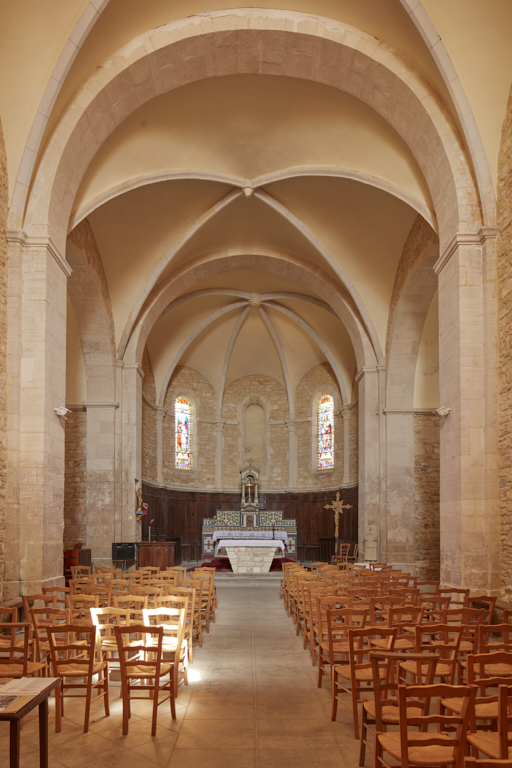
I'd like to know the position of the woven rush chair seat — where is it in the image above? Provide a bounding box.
[400,660,451,677]
[56,661,107,676]
[441,696,499,720]
[362,699,423,724]
[377,731,460,766]
[467,733,506,760]
[319,639,349,653]
[336,664,384,683]
[0,660,46,676]
[372,636,414,650]
[125,663,172,678]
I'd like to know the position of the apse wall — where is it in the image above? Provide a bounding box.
[141,353,358,493]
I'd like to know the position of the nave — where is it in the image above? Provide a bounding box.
[0,582,358,768]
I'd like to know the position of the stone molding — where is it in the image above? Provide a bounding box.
[434,227,500,275]
[5,229,72,277]
[83,401,119,409]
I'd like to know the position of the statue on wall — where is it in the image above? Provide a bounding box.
[135,480,143,513]
[364,518,379,562]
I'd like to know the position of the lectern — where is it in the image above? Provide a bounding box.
[136,541,175,570]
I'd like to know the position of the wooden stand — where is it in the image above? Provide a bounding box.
[136,541,175,571]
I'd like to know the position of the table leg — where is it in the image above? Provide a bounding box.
[39,699,49,768]
[10,719,20,768]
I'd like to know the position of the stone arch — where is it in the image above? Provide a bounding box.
[126,249,376,374]
[66,220,116,402]
[235,391,277,483]
[23,9,480,261]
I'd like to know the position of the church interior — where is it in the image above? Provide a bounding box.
[1,1,512,766]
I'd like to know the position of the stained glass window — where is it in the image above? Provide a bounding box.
[318,394,334,470]
[175,396,192,470]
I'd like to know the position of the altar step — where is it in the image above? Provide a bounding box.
[215,572,282,587]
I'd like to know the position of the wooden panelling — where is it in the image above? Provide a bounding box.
[142,484,358,562]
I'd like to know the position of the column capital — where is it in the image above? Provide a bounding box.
[284,418,296,432]
[118,362,145,379]
[355,366,379,383]
[434,227,500,275]
[341,406,350,419]
[5,229,72,277]
[156,406,166,421]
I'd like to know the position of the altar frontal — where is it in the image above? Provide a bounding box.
[201,460,297,572]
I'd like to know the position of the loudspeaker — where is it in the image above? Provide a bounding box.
[111,542,136,561]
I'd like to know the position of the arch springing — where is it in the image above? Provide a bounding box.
[318,395,334,470]
[175,396,192,470]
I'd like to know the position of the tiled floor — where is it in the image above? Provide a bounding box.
[1,584,362,767]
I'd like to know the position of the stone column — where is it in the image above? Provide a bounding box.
[214,419,225,490]
[356,367,382,563]
[285,418,298,489]
[156,407,165,486]
[384,409,415,573]
[341,407,350,486]
[435,230,500,591]
[83,402,119,564]
[117,362,143,546]
[5,233,69,597]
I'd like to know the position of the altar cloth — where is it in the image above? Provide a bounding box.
[212,530,289,545]
[217,539,285,551]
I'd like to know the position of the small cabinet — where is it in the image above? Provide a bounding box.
[136,541,175,571]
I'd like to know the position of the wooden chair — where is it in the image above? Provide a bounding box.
[416,579,440,595]
[332,542,350,565]
[478,624,512,666]
[200,566,218,609]
[42,586,70,609]
[400,623,463,685]
[189,570,215,632]
[22,594,56,621]
[360,650,439,767]
[0,622,46,678]
[143,603,188,697]
[346,543,359,565]
[91,606,133,662]
[467,685,512,760]
[113,594,148,624]
[321,607,367,688]
[372,605,424,651]
[469,595,496,624]
[331,626,397,738]
[437,587,470,609]
[70,565,92,579]
[375,683,476,768]
[69,577,94,595]
[0,607,31,655]
[418,595,451,622]
[47,623,109,733]
[156,586,198,662]
[465,759,512,768]
[31,607,72,666]
[114,624,176,735]
[86,584,113,607]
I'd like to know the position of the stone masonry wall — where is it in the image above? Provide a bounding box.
[141,346,157,484]
[222,374,289,490]
[63,411,87,548]
[414,413,440,580]
[0,120,7,597]
[295,363,344,489]
[163,365,217,489]
[497,82,512,596]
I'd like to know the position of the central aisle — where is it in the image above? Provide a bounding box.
[169,582,360,768]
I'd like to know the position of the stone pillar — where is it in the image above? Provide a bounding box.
[84,402,119,564]
[356,367,382,563]
[435,230,500,591]
[285,418,297,489]
[156,407,165,486]
[384,409,415,573]
[341,407,350,486]
[117,362,143,547]
[5,233,69,597]
[214,419,225,490]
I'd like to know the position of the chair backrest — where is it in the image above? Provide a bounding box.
[69,577,94,594]
[47,624,100,674]
[397,683,476,768]
[22,593,56,620]
[369,651,439,731]
[65,593,99,624]
[387,604,424,631]
[437,587,469,608]
[32,607,72,660]
[86,584,113,607]
[414,623,463,683]
[142,604,187,664]
[70,565,92,579]
[479,624,512,654]
[0,622,31,673]
[418,595,451,621]
[114,624,165,680]
[469,595,496,623]
[0,605,17,622]
[467,650,512,687]
[91,606,131,648]
[42,586,70,609]
[369,596,406,625]
[113,594,148,622]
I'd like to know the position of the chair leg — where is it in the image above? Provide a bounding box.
[352,687,360,740]
[317,652,323,687]
[170,669,176,720]
[103,666,110,716]
[331,672,338,721]
[359,706,368,766]
[84,676,93,733]
[151,680,159,736]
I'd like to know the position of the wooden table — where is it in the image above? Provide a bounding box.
[0,677,61,768]
[136,541,175,570]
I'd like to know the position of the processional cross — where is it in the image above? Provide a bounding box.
[324,492,352,558]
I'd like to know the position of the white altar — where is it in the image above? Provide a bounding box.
[218,539,285,573]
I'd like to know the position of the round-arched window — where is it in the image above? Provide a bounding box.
[318,394,334,470]
[175,396,192,470]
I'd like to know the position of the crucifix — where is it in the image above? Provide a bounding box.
[324,492,352,561]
